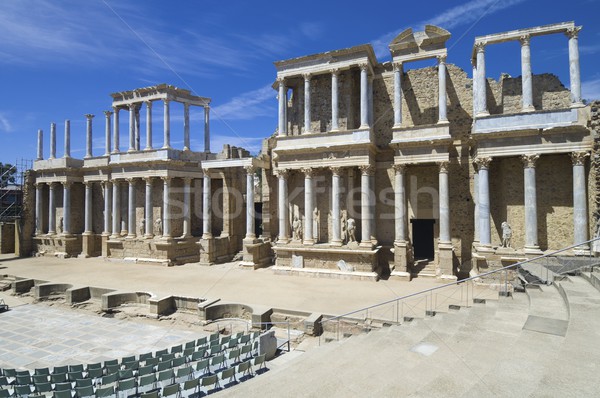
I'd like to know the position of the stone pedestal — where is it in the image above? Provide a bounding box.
[101,234,110,257]
[198,237,215,265]
[437,242,454,279]
[391,241,412,281]
[240,238,272,269]
[80,233,94,258]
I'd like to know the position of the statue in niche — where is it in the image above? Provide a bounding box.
[592,217,600,252]
[155,218,163,236]
[340,210,348,243]
[139,219,145,236]
[347,218,356,243]
[292,216,302,241]
[58,216,63,234]
[313,208,320,242]
[501,221,512,248]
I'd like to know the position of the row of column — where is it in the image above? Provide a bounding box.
[473,27,582,117]
[393,55,448,127]
[36,103,211,161]
[277,63,373,137]
[474,152,589,250]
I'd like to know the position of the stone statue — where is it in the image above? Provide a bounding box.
[592,217,600,252]
[139,218,145,236]
[154,218,163,236]
[347,218,356,243]
[313,208,320,242]
[292,216,302,241]
[341,210,348,243]
[501,221,512,248]
[58,216,63,234]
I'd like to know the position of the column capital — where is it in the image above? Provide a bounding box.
[202,169,211,177]
[244,165,256,174]
[438,161,450,173]
[47,181,56,188]
[274,168,289,179]
[126,177,137,184]
[437,54,447,64]
[392,62,403,72]
[302,73,312,81]
[358,62,369,71]
[521,153,540,168]
[330,68,340,76]
[565,26,581,39]
[62,181,73,188]
[276,77,286,86]
[302,167,315,178]
[112,106,120,113]
[330,166,344,176]
[144,176,153,184]
[571,151,589,166]
[182,177,192,185]
[144,100,153,108]
[128,103,137,110]
[83,181,93,187]
[161,176,172,183]
[474,42,486,53]
[163,98,171,105]
[85,114,95,120]
[474,156,492,169]
[103,110,113,118]
[519,34,531,46]
[392,164,407,174]
[101,180,111,189]
[359,164,376,176]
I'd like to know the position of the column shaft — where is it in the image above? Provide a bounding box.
[393,63,402,127]
[473,166,479,242]
[163,100,171,148]
[572,153,588,249]
[112,108,120,153]
[245,167,256,239]
[127,180,136,237]
[331,71,339,131]
[183,178,191,237]
[48,183,56,234]
[183,103,190,151]
[438,56,448,122]
[103,182,111,235]
[568,28,582,104]
[64,120,71,158]
[37,129,43,160]
[50,123,56,159]
[35,184,43,234]
[331,169,342,245]
[163,178,171,238]
[128,105,136,152]
[104,111,112,156]
[277,79,287,136]
[475,44,489,116]
[85,114,94,158]
[360,165,374,246]
[145,179,153,237]
[477,159,491,246]
[62,182,71,235]
[394,165,406,242]
[134,107,140,150]
[202,173,212,238]
[204,106,210,152]
[303,169,314,244]
[439,163,450,243]
[145,102,153,150]
[277,170,289,242]
[304,74,311,134]
[84,183,92,234]
[111,182,120,238]
[521,36,534,111]
[523,155,539,249]
[360,65,369,128]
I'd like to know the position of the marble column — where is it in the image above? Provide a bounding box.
[127,178,136,238]
[36,129,43,160]
[277,78,287,137]
[475,43,489,117]
[368,75,374,127]
[64,120,71,158]
[204,106,210,152]
[522,154,539,251]
[245,166,256,240]
[84,182,92,234]
[144,178,153,238]
[163,99,171,149]
[111,181,121,238]
[303,168,315,245]
[182,178,192,238]
[103,181,111,236]
[438,55,448,123]
[183,103,190,151]
[359,63,369,129]
[331,69,340,131]
[104,111,112,156]
[134,106,141,151]
[50,122,56,159]
[393,164,407,243]
[62,181,71,235]
[128,104,136,152]
[276,169,290,243]
[393,62,403,127]
[84,114,94,159]
[201,171,212,239]
[145,101,153,150]
[567,27,582,105]
[162,177,172,238]
[473,163,479,243]
[35,183,43,235]
[48,183,56,235]
[572,152,589,250]
[112,107,120,153]
[438,162,450,243]
[476,157,492,246]
[331,167,342,246]
[303,74,312,134]
[472,63,478,117]
[359,165,375,246]
[520,35,534,112]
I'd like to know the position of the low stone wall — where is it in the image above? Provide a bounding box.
[35,283,73,300]
[66,286,115,304]
[101,291,154,311]
[0,223,15,254]
[34,235,82,258]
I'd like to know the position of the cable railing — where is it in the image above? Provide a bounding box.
[318,237,600,345]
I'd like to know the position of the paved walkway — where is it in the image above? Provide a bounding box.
[0,254,442,316]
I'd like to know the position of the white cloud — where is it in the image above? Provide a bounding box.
[211,85,276,121]
[371,0,527,58]
[582,78,600,102]
[0,113,13,133]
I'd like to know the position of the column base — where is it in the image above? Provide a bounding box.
[392,240,412,274]
[144,234,154,239]
[303,239,315,246]
[101,234,109,257]
[144,147,153,151]
[359,240,373,249]
[475,111,490,118]
[81,233,95,258]
[522,105,536,112]
[126,234,137,240]
[436,119,449,125]
[437,242,454,276]
[201,233,213,240]
[524,245,543,255]
[277,237,290,245]
[358,124,370,130]
[571,101,585,108]
[330,239,343,247]
[573,246,591,256]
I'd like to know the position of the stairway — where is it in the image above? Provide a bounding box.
[221,272,600,397]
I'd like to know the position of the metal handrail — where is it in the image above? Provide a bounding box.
[320,237,600,327]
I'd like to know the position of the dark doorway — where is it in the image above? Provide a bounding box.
[411,219,435,260]
[254,202,262,237]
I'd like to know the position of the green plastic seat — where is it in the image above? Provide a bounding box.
[75,385,94,398]
[94,385,114,398]
[161,383,180,398]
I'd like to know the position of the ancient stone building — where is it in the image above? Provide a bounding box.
[263,21,592,281]
[32,84,270,266]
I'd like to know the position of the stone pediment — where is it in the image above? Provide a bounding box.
[389,25,450,57]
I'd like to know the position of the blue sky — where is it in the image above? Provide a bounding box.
[0,0,599,165]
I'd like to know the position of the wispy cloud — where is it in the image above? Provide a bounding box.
[582,78,600,101]
[212,85,276,121]
[371,0,527,58]
[0,113,12,133]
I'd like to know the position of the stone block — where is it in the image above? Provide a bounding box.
[258,330,278,360]
[304,313,323,336]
